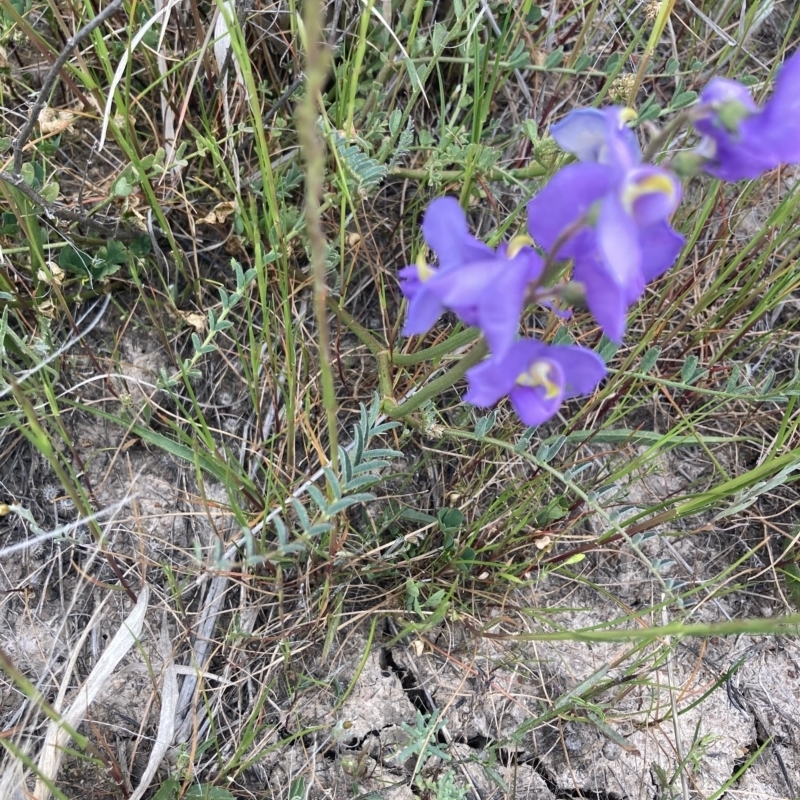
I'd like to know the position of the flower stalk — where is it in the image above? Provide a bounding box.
[298,0,338,468]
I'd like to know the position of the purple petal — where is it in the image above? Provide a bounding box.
[476,262,532,358]
[429,250,543,359]
[509,339,568,425]
[624,167,682,226]
[638,221,685,283]
[422,197,493,269]
[527,163,612,255]
[421,196,467,253]
[508,344,568,426]
[465,341,545,407]
[466,339,605,426]
[545,345,607,398]
[551,107,641,169]
[695,80,779,180]
[402,289,444,336]
[699,127,778,181]
[453,304,480,327]
[596,196,645,304]
[551,109,609,161]
[601,107,642,171]
[478,303,521,359]
[694,53,800,177]
[425,258,498,306]
[398,264,423,299]
[509,385,564,426]
[573,252,628,342]
[765,50,800,118]
[699,77,759,113]
[759,50,800,163]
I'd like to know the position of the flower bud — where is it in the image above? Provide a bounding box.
[670,150,708,178]
[559,280,587,307]
[716,99,753,132]
[534,137,559,168]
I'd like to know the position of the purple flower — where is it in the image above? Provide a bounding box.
[400,197,492,336]
[551,106,640,167]
[425,241,543,358]
[465,339,606,426]
[528,109,684,342]
[400,197,544,359]
[695,50,800,181]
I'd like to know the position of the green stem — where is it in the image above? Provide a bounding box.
[378,351,395,404]
[390,164,547,182]
[642,109,695,163]
[326,296,385,356]
[383,339,488,418]
[356,0,418,126]
[329,294,480,367]
[391,327,480,365]
[345,0,376,135]
[628,0,676,103]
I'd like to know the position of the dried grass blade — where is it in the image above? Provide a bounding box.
[128,622,177,800]
[33,587,149,800]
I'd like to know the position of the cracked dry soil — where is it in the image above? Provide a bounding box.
[252,615,800,800]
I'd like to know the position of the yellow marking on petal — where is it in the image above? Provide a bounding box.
[416,252,436,282]
[516,360,561,399]
[618,107,638,124]
[637,173,675,195]
[507,234,534,259]
[621,173,676,213]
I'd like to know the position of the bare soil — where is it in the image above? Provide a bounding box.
[2,312,799,799]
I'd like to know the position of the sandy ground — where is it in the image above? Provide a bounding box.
[1,318,799,800]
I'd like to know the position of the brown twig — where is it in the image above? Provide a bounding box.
[1,0,138,241]
[12,0,123,173]
[0,169,141,239]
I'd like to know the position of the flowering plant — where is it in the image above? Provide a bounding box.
[396,50,800,427]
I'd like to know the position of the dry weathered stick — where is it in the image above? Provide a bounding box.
[2,0,135,239]
[0,169,140,238]
[12,0,123,173]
